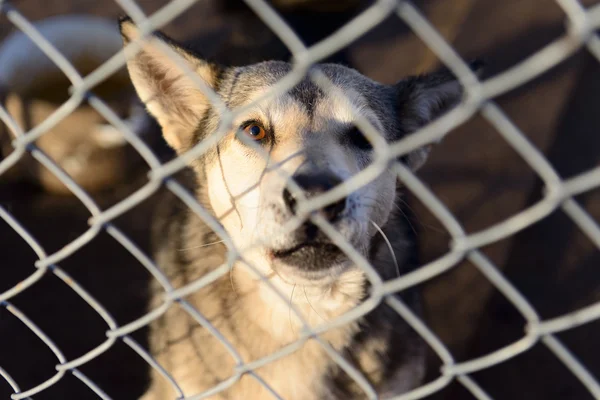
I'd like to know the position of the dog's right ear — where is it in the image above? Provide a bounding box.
[120,17,221,153]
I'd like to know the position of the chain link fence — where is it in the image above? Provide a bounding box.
[0,0,599,399]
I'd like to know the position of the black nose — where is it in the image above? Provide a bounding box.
[283,173,346,221]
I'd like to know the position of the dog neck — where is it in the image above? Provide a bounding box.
[230,259,367,345]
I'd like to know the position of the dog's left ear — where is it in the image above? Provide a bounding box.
[394,60,483,170]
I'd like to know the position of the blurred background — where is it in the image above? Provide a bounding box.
[1,0,600,398]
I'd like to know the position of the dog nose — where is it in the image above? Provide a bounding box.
[282,174,346,221]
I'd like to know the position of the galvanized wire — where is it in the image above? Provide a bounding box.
[0,0,599,399]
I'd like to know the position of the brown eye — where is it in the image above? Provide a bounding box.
[243,123,266,141]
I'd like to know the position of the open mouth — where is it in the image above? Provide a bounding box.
[272,242,339,258]
[270,242,345,271]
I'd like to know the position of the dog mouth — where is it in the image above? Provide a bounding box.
[272,242,338,257]
[270,241,346,271]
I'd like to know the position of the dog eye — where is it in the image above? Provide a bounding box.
[243,123,266,141]
[348,127,373,150]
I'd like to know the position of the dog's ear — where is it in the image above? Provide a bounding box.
[119,17,221,153]
[394,60,483,170]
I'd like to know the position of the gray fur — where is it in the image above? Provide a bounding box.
[120,18,472,400]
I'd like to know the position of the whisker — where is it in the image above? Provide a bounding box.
[289,284,297,334]
[354,201,380,210]
[370,220,400,278]
[229,262,239,299]
[303,286,326,322]
[396,197,446,234]
[362,195,439,235]
[390,201,418,236]
[217,145,244,229]
[177,240,225,251]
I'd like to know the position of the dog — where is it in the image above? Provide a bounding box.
[119,17,476,400]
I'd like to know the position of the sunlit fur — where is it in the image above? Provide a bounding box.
[121,18,474,400]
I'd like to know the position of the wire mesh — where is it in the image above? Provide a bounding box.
[0,0,599,399]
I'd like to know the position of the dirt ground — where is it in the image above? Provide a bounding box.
[1,0,600,399]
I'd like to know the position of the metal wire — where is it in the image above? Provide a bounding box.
[0,0,599,398]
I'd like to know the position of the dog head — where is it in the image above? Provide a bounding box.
[120,19,474,292]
